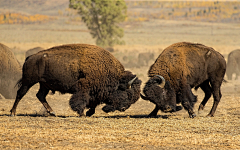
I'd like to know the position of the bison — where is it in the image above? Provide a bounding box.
[0,43,22,99]
[140,42,226,118]
[10,44,142,117]
[226,49,240,80]
[25,47,44,58]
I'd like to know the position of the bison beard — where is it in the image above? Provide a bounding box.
[69,92,91,116]
[141,42,226,118]
[103,73,142,113]
[10,44,142,117]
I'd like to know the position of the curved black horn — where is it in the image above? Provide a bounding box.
[154,75,165,88]
[127,76,137,89]
[140,93,149,100]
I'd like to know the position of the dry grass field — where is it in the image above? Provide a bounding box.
[1,1,240,149]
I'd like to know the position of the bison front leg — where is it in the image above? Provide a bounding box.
[148,105,160,117]
[179,85,197,118]
[69,92,89,117]
[182,101,196,118]
[86,107,96,117]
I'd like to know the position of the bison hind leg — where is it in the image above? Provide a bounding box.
[198,80,212,112]
[10,80,35,116]
[69,92,90,116]
[36,83,55,116]
[207,81,223,117]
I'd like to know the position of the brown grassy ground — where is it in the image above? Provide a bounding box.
[0,17,240,149]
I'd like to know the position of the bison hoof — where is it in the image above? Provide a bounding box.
[49,111,56,116]
[10,110,16,116]
[176,106,183,111]
[102,105,115,113]
[189,113,196,118]
[206,114,214,117]
[86,111,94,117]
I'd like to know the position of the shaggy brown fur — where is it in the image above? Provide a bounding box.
[102,71,142,113]
[10,44,141,117]
[0,43,22,99]
[25,47,44,58]
[142,42,226,118]
[149,42,224,91]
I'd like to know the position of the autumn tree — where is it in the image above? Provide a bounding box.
[69,0,127,48]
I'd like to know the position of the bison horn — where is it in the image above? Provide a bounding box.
[127,76,137,89]
[154,75,165,88]
[140,93,149,100]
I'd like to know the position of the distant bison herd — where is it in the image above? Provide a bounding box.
[1,41,240,118]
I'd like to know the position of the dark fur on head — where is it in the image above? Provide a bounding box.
[142,77,178,113]
[102,71,142,113]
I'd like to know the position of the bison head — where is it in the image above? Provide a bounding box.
[140,75,182,113]
[102,71,142,113]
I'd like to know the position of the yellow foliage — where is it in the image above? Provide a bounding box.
[135,17,149,22]
[0,12,56,24]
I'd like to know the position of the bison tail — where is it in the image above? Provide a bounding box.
[15,78,23,89]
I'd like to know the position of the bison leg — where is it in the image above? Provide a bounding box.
[36,83,55,116]
[148,105,159,117]
[208,81,222,117]
[179,85,196,118]
[198,81,212,112]
[86,107,96,117]
[69,92,90,117]
[10,82,34,116]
